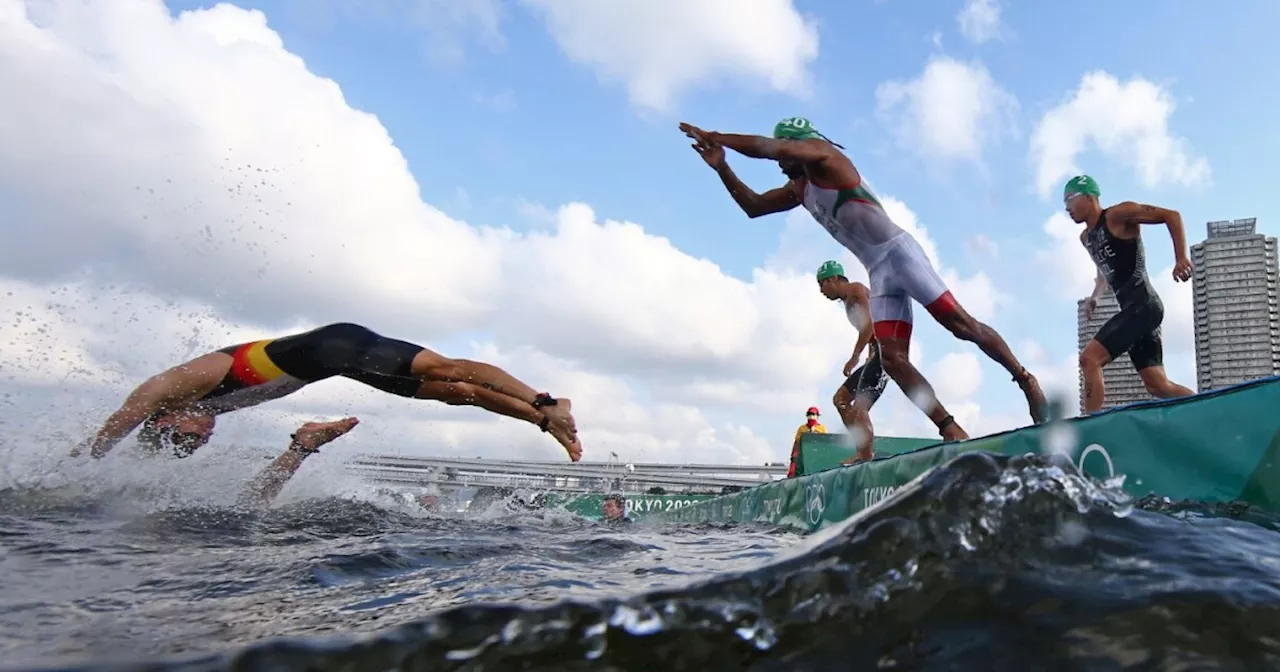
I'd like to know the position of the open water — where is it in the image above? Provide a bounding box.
[3,449,1280,671]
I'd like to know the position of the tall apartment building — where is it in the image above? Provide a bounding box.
[1191,218,1280,392]
[1077,293,1151,412]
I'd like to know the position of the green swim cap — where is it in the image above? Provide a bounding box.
[816,260,845,282]
[773,116,823,141]
[1064,174,1101,199]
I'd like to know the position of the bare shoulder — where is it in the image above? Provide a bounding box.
[1111,200,1173,226]
[825,147,860,185]
[1107,201,1142,219]
[182,350,234,374]
[149,351,231,392]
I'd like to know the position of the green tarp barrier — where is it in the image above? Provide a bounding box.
[545,493,718,521]
[657,375,1280,532]
[797,433,936,476]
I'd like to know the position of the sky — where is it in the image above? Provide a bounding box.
[2,0,1280,469]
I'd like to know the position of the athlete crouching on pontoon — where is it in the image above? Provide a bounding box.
[70,323,582,503]
[680,117,1049,442]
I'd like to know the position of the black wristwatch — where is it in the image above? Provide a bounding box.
[532,393,557,408]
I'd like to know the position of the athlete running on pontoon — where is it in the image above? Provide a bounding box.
[814,260,887,462]
[1065,175,1196,413]
[680,117,1049,441]
[70,323,582,502]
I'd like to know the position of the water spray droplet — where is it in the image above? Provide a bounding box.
[1040,396,1077,460]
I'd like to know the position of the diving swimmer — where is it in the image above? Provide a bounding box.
[815,260,887,463]
[70,323,582,472]
[679,116,1049,441]
[1065,175,1196,412]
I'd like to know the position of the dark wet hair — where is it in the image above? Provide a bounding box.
[136,412,167,450]
[603,494,625,508]
[136,412,202,458]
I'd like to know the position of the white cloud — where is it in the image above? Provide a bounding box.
[1034,211,1097,300]
[965,233,999,258]
[283,0,507,67]
[1029,71,1212,199]
[0,0,1060,493]
[941,270,1004,322]
[764,208,869,283]
[934,352,983,400]
[1018,338,1081,411]
[520,0,819,113]
[957,0,1003,45]
[1149,263,1197,383]
[0,0,506,339]
[880,196,1007,321]
[0,0,851,476]
[880,196,940,267]
[411,0,506,65]
[875,55,1018,165]
[472,88,516,112]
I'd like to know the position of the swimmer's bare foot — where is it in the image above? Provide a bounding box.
[292,417,360,451]
[1015,370,1048,424]
[539,398,581,461]
[840,450,874,466]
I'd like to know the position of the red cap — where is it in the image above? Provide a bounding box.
[806,406,820,415]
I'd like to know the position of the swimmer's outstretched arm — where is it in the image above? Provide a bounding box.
[236,418,358,509]
[414,354,546,406]
[410,350,582,461]
[73,381,165,458]
[705,132,831,163]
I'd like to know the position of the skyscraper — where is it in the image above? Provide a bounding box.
[1191,218,1280,392]
[1076,293,1150,413]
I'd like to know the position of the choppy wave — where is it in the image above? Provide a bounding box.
[5,451,1280,671]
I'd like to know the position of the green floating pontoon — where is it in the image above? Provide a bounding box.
[652,375,1280,532]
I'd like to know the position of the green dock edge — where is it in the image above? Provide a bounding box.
[653,375,1280,532]
[544,493,720,521]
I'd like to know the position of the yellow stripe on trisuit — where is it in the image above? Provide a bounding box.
[236,340,286,381]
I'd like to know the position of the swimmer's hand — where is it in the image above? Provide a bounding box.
[537,398,582,462]
[68,438,92,458]
[290,417,360,453]
[1172,256,1193,283]
[679,121,712,144]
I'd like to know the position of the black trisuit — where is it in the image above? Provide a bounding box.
[1083,209,1165,371]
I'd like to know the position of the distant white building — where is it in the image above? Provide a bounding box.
[1191,218,1280,392]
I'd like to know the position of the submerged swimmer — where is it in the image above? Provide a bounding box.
[71,323,581,503]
